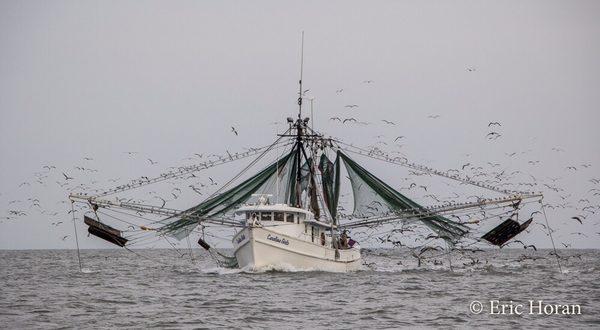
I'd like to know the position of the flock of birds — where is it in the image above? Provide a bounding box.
[1,77,598,270]
[318,78,597,267]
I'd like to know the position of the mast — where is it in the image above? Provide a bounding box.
[295,31,305,208]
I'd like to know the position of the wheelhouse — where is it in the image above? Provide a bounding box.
[244,210,305,224]
[235,203,312,225]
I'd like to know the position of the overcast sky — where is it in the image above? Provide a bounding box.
[1,0,599,249]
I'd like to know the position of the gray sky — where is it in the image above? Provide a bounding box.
[1,0,599,249]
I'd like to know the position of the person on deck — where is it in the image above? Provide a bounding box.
[340,231,348,249]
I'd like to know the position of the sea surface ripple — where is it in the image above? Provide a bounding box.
[0,249,599,329]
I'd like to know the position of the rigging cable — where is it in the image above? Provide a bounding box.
[92,139,293,198]
[329,137,535,196]
[70,199,83,272]
[203,129,292,201]
[540,198,563,274]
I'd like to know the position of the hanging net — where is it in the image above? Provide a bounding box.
[318,153,341,221]
[159,148,297,239]
[338,151,469,242]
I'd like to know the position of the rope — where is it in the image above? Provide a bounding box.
[540,198,563,274]
[124,246,170,266]
[186,235,195,262]
[70,199,83,272]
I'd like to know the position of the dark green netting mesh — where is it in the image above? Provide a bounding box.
[338,151,469,242]
[304,158,321,219]
[158,144,468,242]
[318,153,340,221]
[159,149,296,239]
[287,155,313,208]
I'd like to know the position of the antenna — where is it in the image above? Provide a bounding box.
[297,31,304,120]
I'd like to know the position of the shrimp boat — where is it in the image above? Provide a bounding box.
[69,108,542,272]
[232,199,361,271]
[68,38,546,272]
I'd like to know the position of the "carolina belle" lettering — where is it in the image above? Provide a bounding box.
[266,234,289,246]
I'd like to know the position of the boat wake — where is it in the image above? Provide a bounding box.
[201,263,366,274]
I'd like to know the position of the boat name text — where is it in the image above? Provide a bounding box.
[266,234,289,246]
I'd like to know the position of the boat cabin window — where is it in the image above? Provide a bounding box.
[285,213,294,223]
[260,212,273,221]
[274,212,284,222]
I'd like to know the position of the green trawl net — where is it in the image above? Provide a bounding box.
[286,155,314,209]
[318,153,340,222]
[159,148,297,239]
[338,151,469,242]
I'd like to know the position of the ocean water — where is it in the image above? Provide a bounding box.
[0,248,598,329]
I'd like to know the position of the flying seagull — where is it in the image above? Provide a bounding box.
[486,132,501,139]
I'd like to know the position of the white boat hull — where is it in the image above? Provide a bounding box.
[232,226,362,272]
